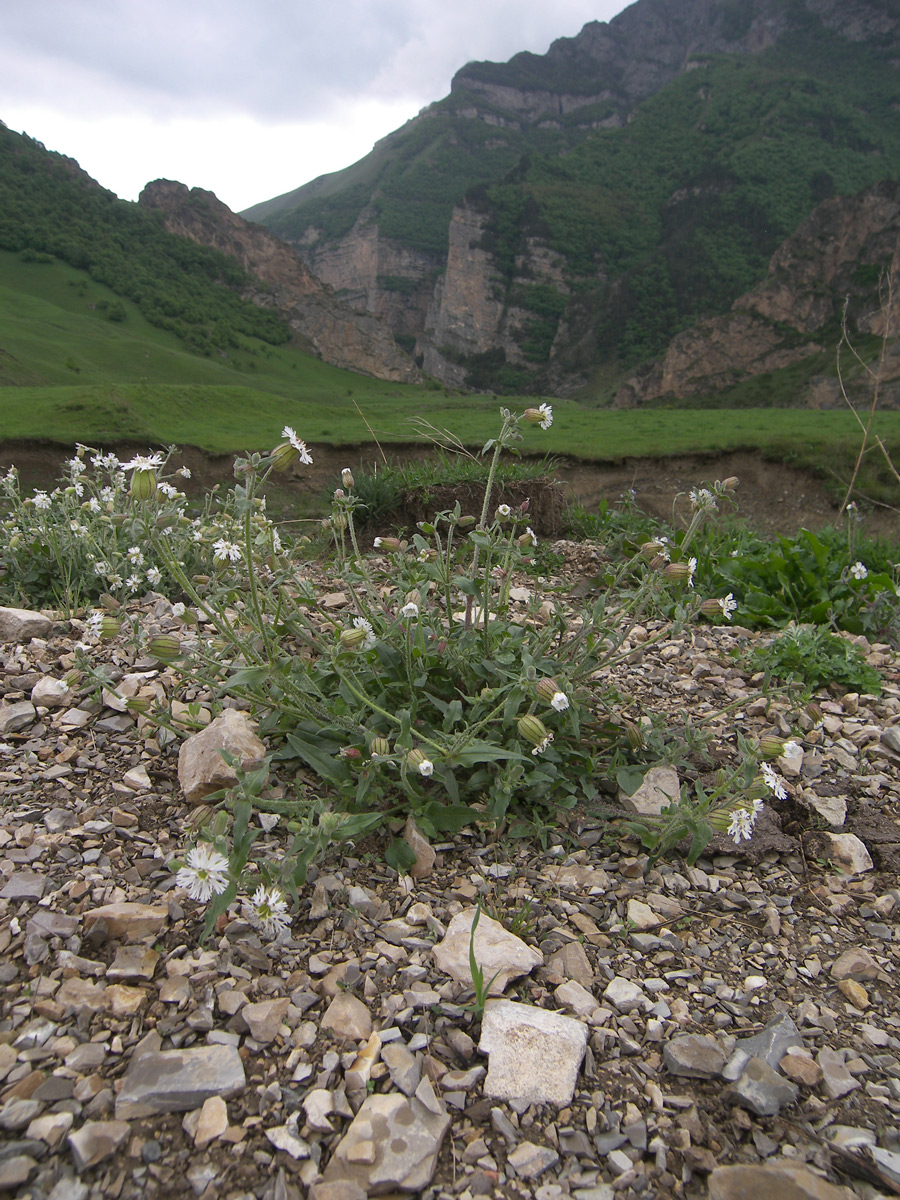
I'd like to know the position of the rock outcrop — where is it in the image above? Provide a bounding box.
[615,180,900,407]
[139,181,419,383]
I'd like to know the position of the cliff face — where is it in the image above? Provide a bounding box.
[614,181,900,407]
[246,0,899,395]
[139,181,420,383]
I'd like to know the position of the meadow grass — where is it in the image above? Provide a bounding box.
[2,250,898,506]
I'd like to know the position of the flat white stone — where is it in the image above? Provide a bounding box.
[479,999,588,1106]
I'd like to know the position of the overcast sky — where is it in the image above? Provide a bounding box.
[1,1,632,214]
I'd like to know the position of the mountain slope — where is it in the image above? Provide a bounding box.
[244,0,900,395]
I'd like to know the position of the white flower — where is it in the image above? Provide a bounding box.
[32,490,52,510]
[400,602,419,619]
[690,487,717,511]
[127,546,144,565]
[172,602,186,618]
[107,573,123,589]
[687,557,697,587]
[718,593,737,620]
[849,561,868,580]
[550,691,570,712]
[125,574,142,592]
[353,616,376,650]
[761,761,788,800]
[67,457,86,475]
[175,844,229,902]
[523,526,537,547]
[88,497,101,513]
[248,886,291,936]
[146,566,163,586]
[497,504,511,517]
[158,481,178,499]
[271,529,282,553]
[728,807,756,843]
[73,481,84,497]
[532,733,554,756]
[178,467,192,479]
[782,740,801,757]
[100,486,115,504]
[417,758,434,777]
[122,452,165,472]
[537,402,553,429]
[282,426,313,464]
[212,538,242,563]
[85,612,104,641]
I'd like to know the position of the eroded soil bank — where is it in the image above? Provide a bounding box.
[0,441,896,542]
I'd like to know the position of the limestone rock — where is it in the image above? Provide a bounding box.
[323,1093,450,1194]
[84,902,168,940]
[830,947,880,981]
[67,1120,130,1171]
[479,998,588,1106]
[0,606,52,643]
[242,997,290,1044]
[31,676,72,708]
[403,815,435,879]
[707,1162,854,1199]
[619,765,680,817]
[663,1034,728,1079]
[115,1044,246,1118]
[0,700,36,734]
[725,1057,799,1116]
[805,832,872,874]
[177,707,266,804]
[321,993,373,1041]
[432,909,542,994]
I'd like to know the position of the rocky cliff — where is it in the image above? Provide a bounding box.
[139,181,420,383]
[246,0,899,396]
[614,180,900,407]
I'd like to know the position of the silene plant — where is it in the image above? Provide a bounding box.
[44,410,791,943]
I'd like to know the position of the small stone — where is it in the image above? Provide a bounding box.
[177,708,266,804]
[818,833,873,874]
[432,909,542,994]
[619,765,680,817]
[404,815,435,879]
[115,1043,246,1118]
[602,976,645,1013]
[830,948,879,981]
[817,1049,859,1099]
[0,700,36,734]
[321,993,372,1041]
[555,979,600,1020]
[122,764,153,791]
[663,1035,727,1079]
[266,1118,311,1160]
[303,1089,335,1132]
[83,902,168,940]
[725,1057,799,1116]
[191,1095,228,1148]
[0,871,46,901]
[26,1110,74,1148]
[779,1052,823,1087]
[67,1120,130,1171]
[324,1093,450,1194]
[243,997,290,1043]
[480,998,588,1106]
[105,945,159,982]
[0,1155,37,1190]
[546,940,594,986]
[626,899,658,931]
[0,606,52,641]
[707,1162,853,1199]
[507,1141,559,1179]
[381,1041,421,1096]
[837,978,869,1009]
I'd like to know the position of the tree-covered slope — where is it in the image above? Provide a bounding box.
[0,124,290,358]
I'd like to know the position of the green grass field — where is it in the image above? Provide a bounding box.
[2,251,898,506]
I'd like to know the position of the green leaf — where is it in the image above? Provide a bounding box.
[385,838,418,874]
[616,766,645,796]
[417,800,480,833]
[285,731,352,788]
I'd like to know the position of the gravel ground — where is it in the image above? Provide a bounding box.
[1,541,899,1200]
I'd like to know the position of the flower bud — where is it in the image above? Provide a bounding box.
[342,468,354,489]
[331,511,348,531]
[270,442,300,472]
[130,469,158,500]
[457,515,476,528]
[146,635,182,663]
[369,736,391,758]
[756,735,787,759]
[623,720,644,751]
[664,561,692,583]
[373,536,402,552]
[495,504,512,522]
[99,616,120,640]
[406,748,434,777]
[339,746,363,760]
[405,589,422,609]
[340,625,368,650]
[125,696,152,714]
[517,714,553,754]
[536,677,562,703]
[721,476,739,492]
[640,541,666,559]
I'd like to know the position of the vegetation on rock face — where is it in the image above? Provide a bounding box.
[0,126,290,357]
[248,2,900,392]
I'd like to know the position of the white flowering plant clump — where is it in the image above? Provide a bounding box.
[69,404,789,904]
[0,446,236,612]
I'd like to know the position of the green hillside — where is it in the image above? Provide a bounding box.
[246,2,900,392]
[0,124,289,358]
